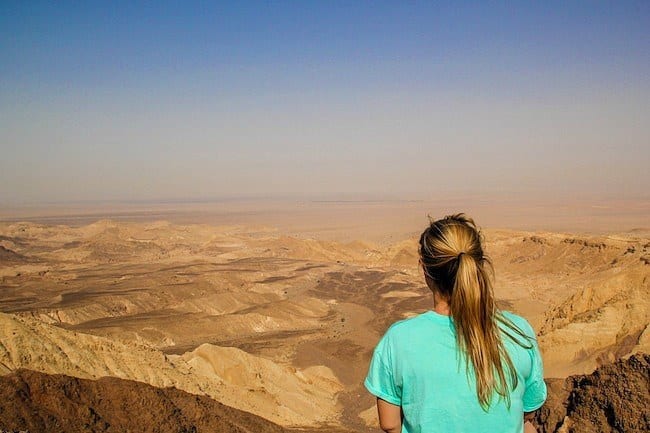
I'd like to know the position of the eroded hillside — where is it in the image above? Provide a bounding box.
[0,220,648,431]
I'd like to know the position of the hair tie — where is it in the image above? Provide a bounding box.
[457,252,466,260]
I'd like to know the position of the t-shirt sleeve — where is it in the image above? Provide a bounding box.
[521,323,547,412]
[364,331,402,406]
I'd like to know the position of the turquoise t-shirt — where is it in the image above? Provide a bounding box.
[364,311,546,433]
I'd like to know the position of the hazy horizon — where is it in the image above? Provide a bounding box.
[1,2,649,204]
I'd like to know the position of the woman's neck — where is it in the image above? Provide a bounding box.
[432,291,451,316]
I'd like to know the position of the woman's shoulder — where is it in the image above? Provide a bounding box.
[384,311,449,336]
[498,310,537,338]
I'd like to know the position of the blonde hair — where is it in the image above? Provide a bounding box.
[419,213,528,409]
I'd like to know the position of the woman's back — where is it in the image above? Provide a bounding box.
[365,310,546,433]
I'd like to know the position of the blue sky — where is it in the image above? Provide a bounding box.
[1,1,649,203]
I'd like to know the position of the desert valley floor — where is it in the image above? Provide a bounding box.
[0,202,648,432]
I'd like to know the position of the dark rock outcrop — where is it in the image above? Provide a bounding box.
[534,354,650,433]
[0,369,289,433]
[0,246,28,263]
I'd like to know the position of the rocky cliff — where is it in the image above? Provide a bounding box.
[534,354,649,433]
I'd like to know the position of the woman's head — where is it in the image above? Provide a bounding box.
[418,213,516,410]
[418,213,489,298]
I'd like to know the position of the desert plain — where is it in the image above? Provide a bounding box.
[0,199,648,432]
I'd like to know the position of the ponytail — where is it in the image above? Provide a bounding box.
[451,252,516,409]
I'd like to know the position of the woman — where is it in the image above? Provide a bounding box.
[365,214,546,433]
